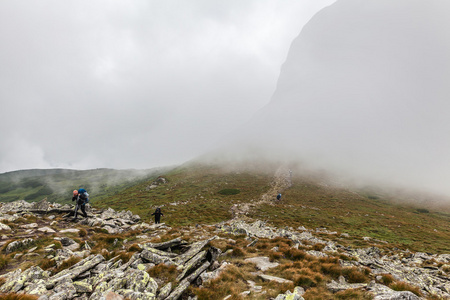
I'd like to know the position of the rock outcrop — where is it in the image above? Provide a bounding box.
[0,234,219,300]
[0,200,220,299]
[0,199,448,299]
[220,219,450,299]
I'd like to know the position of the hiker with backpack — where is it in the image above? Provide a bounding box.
[152,207,164,224]
[72,188,89,221]
[276,193,282,201]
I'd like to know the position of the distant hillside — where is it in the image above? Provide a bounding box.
[0,167,168,204]
[1,161,449,254]
[95,161,450,254]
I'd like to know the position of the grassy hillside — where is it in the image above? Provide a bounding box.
[251,178,450,254]
[94,162,450,254]
[96,162,274,226]
[1,162,449,253]
[0,168,167,204]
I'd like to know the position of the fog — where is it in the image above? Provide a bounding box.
[2,0,450,200]
[218,0,450,199]
[0,0,335,172]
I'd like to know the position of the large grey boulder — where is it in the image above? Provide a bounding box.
[0,266,47,293]
[52,278,77,300]
[220,220,328,245]
[116,289,156,300]
[199,262,229,284]
[244,257,279,271]
[124,269,158,294]
[32,198,51,211]
[140,250,175,266]
[274,286,305,300]
[47,254,105,289]
[367,282,422,300]
[0,200,32,213]
[5,238,34,253]
[0,222,11,231]
[157,283,172,300]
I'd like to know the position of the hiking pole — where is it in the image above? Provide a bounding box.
[74,202,79,219]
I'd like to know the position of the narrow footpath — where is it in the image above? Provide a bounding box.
[230,165,293,219]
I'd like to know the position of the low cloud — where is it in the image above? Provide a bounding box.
[0,0,335,173]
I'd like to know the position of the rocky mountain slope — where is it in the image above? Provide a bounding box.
[0,176,448,299]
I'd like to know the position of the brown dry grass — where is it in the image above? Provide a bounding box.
[38,258,57,271]
[302,287,335,299]
[389,281,423,297]
[0,293,39,300]
[0,255,9,271]
[78,228,88,237]
[52,256,82,274]
[230,247,246,258]
[127,243,141,252]
[146,264,179,287]
[334,288,373,299]
[378,273,394,285]
[190,264,251,300]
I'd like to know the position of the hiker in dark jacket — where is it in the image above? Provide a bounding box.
[152,207,164,224]
[72,189,89,220]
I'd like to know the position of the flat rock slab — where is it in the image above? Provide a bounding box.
[245,257,279,271]
[20,223,39,229]
[0,223,11,231]
[60,229,80,233]
[257,274,293,284]
[38,227,56,233]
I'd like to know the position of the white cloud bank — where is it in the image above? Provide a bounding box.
[0,0,335,173]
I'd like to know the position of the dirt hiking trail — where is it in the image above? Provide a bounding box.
[231,165,292,219]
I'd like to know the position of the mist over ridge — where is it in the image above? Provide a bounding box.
[218,0,450,198]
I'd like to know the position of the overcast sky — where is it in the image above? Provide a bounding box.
[0,0,336,173]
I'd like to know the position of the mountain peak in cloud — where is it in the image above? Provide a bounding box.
[232,0,450,195]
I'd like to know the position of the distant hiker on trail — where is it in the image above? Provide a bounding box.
[72,188,89,221]
[276,193,282,201]
[152,207,164,224]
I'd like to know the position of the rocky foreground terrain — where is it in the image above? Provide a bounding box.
[0,199,448,299]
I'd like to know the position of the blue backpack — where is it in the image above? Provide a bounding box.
[78,189,89,203]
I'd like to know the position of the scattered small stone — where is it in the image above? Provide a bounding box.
[27,246,38,253]
[60,229,80,233]
[38,227,56,233]
[245,257,279,271]
[20,223,39,229]
[0,223,12,231]
[258,274,293,284]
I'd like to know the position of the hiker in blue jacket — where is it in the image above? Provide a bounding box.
[72,188,89,220]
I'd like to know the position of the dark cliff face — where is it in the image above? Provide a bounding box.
[232,0,450,193]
